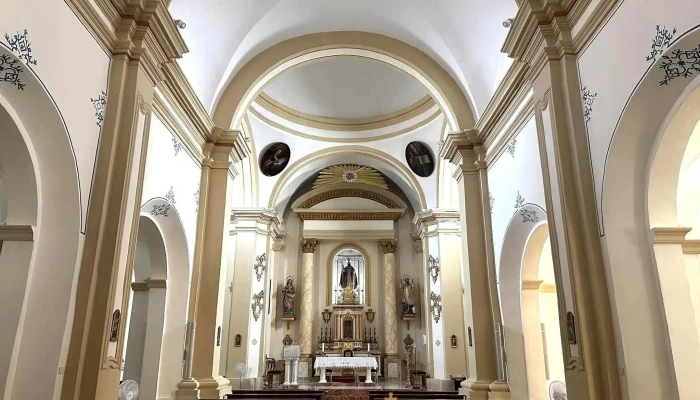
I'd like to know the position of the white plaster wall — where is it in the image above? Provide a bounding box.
[487,117,547,276]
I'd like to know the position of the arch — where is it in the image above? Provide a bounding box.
[212,31,475,133]
[139,198,191,399]
[497,204,551,400]
[271,146,426,212]
[601,28,700,400]
[0,49,81,399]
[325,243,372,306]
[292,183,408,211]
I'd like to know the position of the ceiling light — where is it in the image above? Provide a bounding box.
[503,18,514,28]
[173,19,186,29]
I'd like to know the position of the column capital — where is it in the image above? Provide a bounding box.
[206,127,250,163]
[438,129,482,165]
[300,238,318,253]
[652,227,692,244]
[380,239,398,254]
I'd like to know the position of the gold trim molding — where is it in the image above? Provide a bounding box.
[256,93,435,132]
[296,210,403,221]
[298,188,400,209]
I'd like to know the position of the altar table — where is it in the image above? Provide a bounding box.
[314,356,378,384]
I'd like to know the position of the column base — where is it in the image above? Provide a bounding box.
[175,376,231,400]
[384,355,400,379]
[298,357,313,382]
[459,379,492,400]
[488,380,510,399]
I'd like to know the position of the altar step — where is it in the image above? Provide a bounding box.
[221,388,464,400]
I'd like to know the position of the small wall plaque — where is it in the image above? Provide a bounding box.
[566,312,577,344]
[216,326,222,346]
[451,335,457,348]
[235,334,242,347]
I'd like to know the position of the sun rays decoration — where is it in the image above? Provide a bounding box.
[313,165,388,190]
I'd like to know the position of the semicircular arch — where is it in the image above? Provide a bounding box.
[325,242,372,306]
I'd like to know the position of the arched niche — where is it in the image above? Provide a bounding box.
[325,243,372,306]
[0,48,81,400]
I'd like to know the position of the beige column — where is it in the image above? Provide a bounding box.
[298,238,318,378]
[177,129,249,399]
[381,239,399,356]
[440,132,508,399]
[502,4,622,398]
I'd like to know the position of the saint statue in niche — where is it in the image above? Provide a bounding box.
[401,276,415,315]
[282,276,295,317]
[340,259,358,290]
[405,141,435,177]
[259,142,290,177]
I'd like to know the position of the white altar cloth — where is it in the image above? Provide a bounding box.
[314,356,377,384]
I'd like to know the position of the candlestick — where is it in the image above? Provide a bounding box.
[367,343,370,352]
[322,343,325,352]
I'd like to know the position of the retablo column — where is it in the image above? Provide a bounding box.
[298,238,318,379]
[381,239,400,379]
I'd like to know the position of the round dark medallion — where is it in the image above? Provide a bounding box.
[405,141,434,177]
[259,142,291,177]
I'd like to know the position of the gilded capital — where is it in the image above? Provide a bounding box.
[380,239,398,254]
[300,238,318,253]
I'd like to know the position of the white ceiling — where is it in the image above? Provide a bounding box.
[169,0,517,118]
[262,57,428,120]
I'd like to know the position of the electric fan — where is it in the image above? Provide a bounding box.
[235,362,248,389]
[118,380,139,400]
[549,380,567,400]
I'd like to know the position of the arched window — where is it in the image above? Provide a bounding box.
[330,248,366,305]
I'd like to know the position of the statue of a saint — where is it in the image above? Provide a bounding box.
[282,276,295,317]
[401,276,415,315]
[339,259,358,289]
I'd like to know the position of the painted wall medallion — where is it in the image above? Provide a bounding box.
[405,141,434,177]
[259,142,290,177]
[109,309,121,342]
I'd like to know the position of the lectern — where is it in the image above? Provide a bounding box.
[283,344,300,387]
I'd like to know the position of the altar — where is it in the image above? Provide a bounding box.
[314,356,378,384]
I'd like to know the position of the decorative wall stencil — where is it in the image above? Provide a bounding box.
[430,292,442,323]
[489,193,495,214]
[109,309,121,342]
[428,255,440,284]
[90,91,107,128]
[5,29,37,65]
[252,339,258,345]
[0,53,25,90]
[166,186,176,205]
[254,253,267,282]
[150,203,170,217]
[506,139,517,157]
[646,25,677,62]
[313,164,388,189]
[581,86,597,123]
[216,326,222,346]
[566,311,577,344]
[172,137,182,156]
[194,188,200,215]
[405,141,435,177]
[252,290,265,321]
[659,45,700,85]
[514,192,524,209]
[520,209,539,223]
[259,142,290,177]
[435,340,441,346]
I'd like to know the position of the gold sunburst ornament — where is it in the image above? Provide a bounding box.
[313,165,388,189]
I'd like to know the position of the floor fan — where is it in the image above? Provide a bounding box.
[235,363,248,389]
[118,380,139,400]
[549,381,567,400]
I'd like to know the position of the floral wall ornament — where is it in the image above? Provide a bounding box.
[428,255,440,284]
[254,253,267,282]
[150,203,170,217]
[252,290,265,321]
[194,188,200,215]
[514,191,524,209]
[646,25,677,62]
[5,29,37,65]
[430,292,442,323]
[0,53,25,90]
[166,186,176,205]
[520,209,539,223]
[581,86,597,123]
[90,91,107,128]
[659,45,700,85]
[489,193,495,214]
[506,139,517,157]
[172,137,182,156]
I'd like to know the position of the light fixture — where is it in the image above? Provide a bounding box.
[322,308,332,325]
[365,308,376,324]
[502,18,514,28]
[173,19,186,29]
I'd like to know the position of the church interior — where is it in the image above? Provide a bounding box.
[1,1,700,400]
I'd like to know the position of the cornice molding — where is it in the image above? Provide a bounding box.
[256,93,435,132]
[682,240,700,255]
[476,61,530,141]
[0,225,35,241]
[230,207,282,228]
[652,227,692,244]
[295,210,404,221]
[303,229,395,241]
[412,209,461,232]
[521,280,544,290]
[291,183,407,211]
[438,129,482,166]
[572,0,621,53]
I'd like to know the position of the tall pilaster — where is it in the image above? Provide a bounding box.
[298,238,318,378]
[381,239,400,379]
[60,4,187,399]
[176,129,249,400]
[502,2,622,398]
[440,131,508,399]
